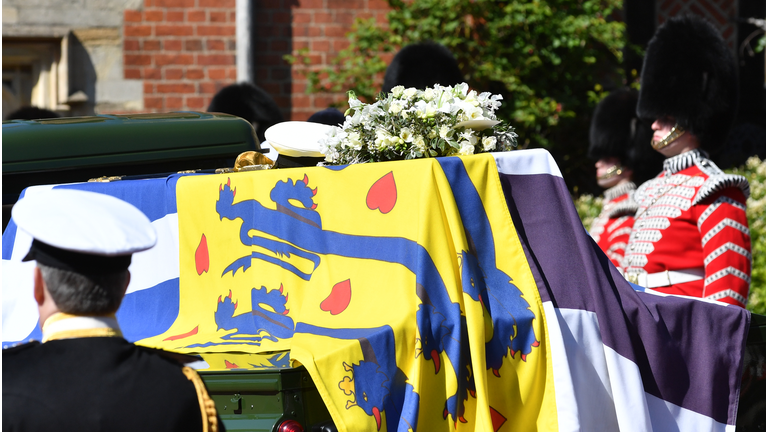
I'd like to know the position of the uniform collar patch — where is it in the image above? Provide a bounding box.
[604,181,637,201]
[42,312,122,343]
[662,149,709,175]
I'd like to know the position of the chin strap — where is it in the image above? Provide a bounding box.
[651,123,686,150]
[598,165,625,181]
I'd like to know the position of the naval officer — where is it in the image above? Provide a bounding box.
[2,189,223,431]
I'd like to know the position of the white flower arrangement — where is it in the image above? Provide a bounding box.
[319,83,518,165]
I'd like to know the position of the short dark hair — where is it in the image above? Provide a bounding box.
[38,264,129,315]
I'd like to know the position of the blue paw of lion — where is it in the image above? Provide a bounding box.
[214,291,239,331]
[216,178,237,219]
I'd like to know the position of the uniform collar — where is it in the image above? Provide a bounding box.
[662,149,709,175]
[42,312,123,343]
[603,181,636,201]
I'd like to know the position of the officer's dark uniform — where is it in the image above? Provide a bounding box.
[2,189,223,432]
[3,337,220,432]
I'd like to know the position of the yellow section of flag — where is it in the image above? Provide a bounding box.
[143,154,554,431]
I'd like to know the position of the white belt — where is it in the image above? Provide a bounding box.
[625,268,705,288]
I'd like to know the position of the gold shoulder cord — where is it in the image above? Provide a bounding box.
[182,366,219,432]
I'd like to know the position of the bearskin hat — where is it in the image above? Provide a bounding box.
[207,82,285,144]
[382,42,464,93]
[589,88,663,183]
[637,14,738,153]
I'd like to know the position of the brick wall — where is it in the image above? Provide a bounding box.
[124,0,237,113]
[123,0,390,120]
[258,0,391,120]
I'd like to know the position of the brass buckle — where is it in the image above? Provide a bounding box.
[626,273,638,284]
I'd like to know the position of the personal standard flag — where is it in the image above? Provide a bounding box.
[2,150,749,432]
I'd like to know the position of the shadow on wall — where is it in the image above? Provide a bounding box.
[253,0,297,120]
[67,33,97,117]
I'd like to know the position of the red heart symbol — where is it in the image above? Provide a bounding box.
[366,172,397,214]
[195,234,209,275]
[320,279,351,315]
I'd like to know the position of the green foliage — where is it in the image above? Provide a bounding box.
[574,194,603,230]
[726,157,766,315]
[287,0,626,193]
[573,158,767,314]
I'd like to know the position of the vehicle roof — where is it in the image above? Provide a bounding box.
[2,111,259,175]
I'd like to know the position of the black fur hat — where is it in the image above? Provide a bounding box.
[637,15,738,153]
[382,42,464,93]
[207,82,285,143]
[589,88,662,183]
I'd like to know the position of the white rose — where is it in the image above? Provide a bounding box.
[482,136,497,151]
[459,140,475,155]
[389,101,404,114]
[413,135,426,151]
[391,86,405,97]
[403,88,418,99]
[423,88,435,101]
[347,132,363,150]
[466,106,484,120]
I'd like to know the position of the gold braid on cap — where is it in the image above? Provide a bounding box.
[651,123,686,150]
[598,165,624,181]
[182,366,219,432]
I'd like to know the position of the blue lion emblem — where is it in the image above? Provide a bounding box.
[214,164,538,425]
[186,285,294,349]
[296,323,419,431]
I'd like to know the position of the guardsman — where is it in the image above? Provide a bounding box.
[2,189,223,431]
[207,82,284,145]
[622,15,751,307]
[587,87,662,267]
[381,41,464,93]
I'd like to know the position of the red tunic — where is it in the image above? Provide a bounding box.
[622,149,751,307]
[589,182,637,267]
